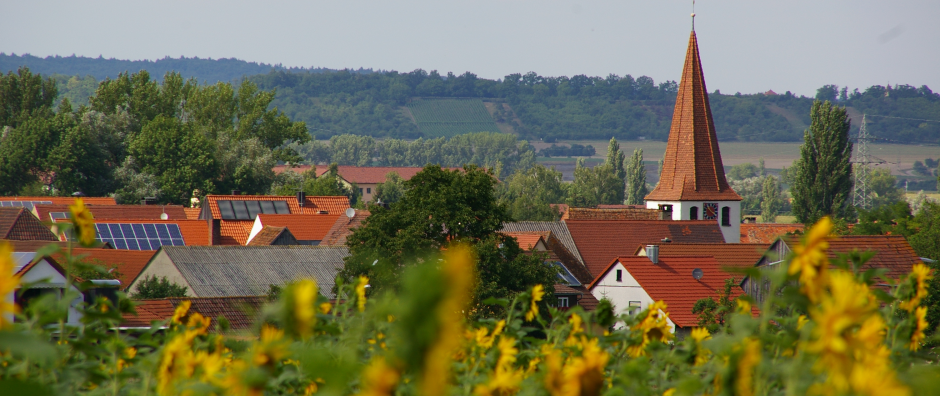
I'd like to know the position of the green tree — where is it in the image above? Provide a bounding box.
[760,175,782,223]
[692,278,737,333]
[0,106,70,194]
[0,67,58,129]
[338,165,556,314]
[606,137,626,203]
[499,164,566,221]
[727,163,759,181]
[304,163,359,205]
[791,100,854,225]
[127,115,217,204]
[625,148,648,205]
[374,171,405,205]
[130,275,188,299]
[868,167,904,208]
[567,159,622,207]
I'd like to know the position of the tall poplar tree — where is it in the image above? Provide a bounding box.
[606,137,626,203]
[791,100,854,224]
[760,175,781,223]
[625,148,648,205]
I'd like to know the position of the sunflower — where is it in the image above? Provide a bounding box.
[525,284,544,322]
[69,198,97,246]
[293,279,318,337]
[0,242,21,328]
[899,263,933,312]
[909,306,928,351]
[356,275,369,313]
[789,216,833,302]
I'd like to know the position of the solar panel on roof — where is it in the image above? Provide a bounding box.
[231,201,249,220]
[259,201,276,214]
[0,200,52,210]
[49,212,69,220]
[92,223,186,250]
[218,200,236,220]
[245,201,262,219]
[273,201,290,214]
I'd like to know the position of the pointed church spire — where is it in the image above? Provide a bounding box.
[645,31,741,202]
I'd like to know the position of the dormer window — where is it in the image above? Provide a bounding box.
[689,206,699,220]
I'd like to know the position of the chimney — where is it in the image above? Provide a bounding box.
[231,189,241,195]
[646,245,659,264]
[210,219,221,245]
[141,197,157,205]
[296,191,306,207]
[658,204,673,220]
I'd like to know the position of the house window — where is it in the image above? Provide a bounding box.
[689,206,699,220]
[616,269,623,282]
[721,206,731,226]
[359,188,363,194]
[367,188,371,194]
[557,297,570,308]
[628,301,642,314]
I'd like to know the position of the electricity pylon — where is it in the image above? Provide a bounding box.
[852,114,874,209]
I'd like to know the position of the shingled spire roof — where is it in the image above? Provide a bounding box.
[646,31,741,202]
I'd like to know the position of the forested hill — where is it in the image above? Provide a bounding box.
[0,53,368,83]
[4,54,939,144]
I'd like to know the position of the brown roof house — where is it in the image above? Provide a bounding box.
[273,166,436,203]
[200,194,350,245]
[744,235,924,304]
[7,252,83,326]
[0,208,58,241]
[129,246,350,299]
[504,231,598,311]
[123,296,266,331]
[643,29,742,243]
[320,209,370,246]
[246,214,340,245]
[634,243,770,273]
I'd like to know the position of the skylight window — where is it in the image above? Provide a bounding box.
[49,212,70,220]
[92,223,185,250]
[216,200,290,220]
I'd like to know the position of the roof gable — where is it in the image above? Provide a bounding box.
[0,208,58,241]
[247,226,299,246]
[501,221,584,265]
[255,214,340,241]
[645,31,741,202]
[56,249,158,288]
[320,210,370,246]
[565,219,726,277]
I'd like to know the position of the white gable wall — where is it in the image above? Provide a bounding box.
[9,259,84,325]
[590,260,676,333]
[246,217,264,245]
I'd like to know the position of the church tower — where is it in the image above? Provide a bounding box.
[645,28,742,243]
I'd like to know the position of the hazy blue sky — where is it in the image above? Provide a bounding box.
[2,0,937,96]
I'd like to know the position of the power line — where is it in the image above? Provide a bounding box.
[865,114,940,123]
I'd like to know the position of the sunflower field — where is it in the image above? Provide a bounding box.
[0,202,939,395]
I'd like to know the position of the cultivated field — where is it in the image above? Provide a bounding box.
[407,98,501,138]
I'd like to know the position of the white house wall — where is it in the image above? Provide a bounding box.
[246,217,264,245]
[15,259,83,325]
[590,261,676,333]
[130,251,194,296]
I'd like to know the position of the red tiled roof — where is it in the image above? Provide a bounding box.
[740,223,804,244]
[34,204,188,222]
[183,208,201,220]
[635,243,770,270]
[645,31,741,202]
[592,256,744,327]
[777,235,922,281]
[58,249,158,289]
[320,210,370,246]
[219,221,252,246]
[247,226,297,246]
[562,207,663,221]
[122,297,265,330]
[273,165,439,184]
[2,239,112,251]
[256,214,340,241]
[0,196,116,205]
[61,219,211,247]
[203,195,350,218]
[0,208,58,241]
[565,220,726,277]
[503,232,547,250]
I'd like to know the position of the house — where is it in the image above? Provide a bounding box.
[246,214,341,245]
[643,30,743,243]
[33,204,189,223]
[501,221,586,267]
[273,165,434,203]
[52,249,158,292]
[0,196,116,210]
[634,243,770,276]
[246,227,300,246]
[60,219,211,250]
[0,208,58,241]
[8,252,83,325]
[588,255,743,337]
[123,296,265,331]
[128,246,350,299]
[200,194,350,245]
[564,220,725,277]
[744,235,924,303]
[560,207,665,221]
[503,231,598,311]
[320,209,370,246]
[739,223,804,244]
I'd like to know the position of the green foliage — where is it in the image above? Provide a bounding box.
[567,159,622,207]
[374,171,405,205]
[727,162,759,181]
[606,138,627,204]
[760,175,782,223]
[625,148,648,205]
[868,167,905,208]
[130,275,188,299]
[0,67,57,129]
[691,278,736,334]
[407,98,500,138]
[498,164,566,221]
[127,115,218,204]
[791,100,854,224]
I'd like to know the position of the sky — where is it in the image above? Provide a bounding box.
[1,0,938,97]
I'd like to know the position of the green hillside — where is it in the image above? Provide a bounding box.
[407,98,501,138]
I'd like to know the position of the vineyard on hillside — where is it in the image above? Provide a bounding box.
[407,98,501,138]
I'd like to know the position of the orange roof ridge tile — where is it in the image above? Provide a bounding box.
[645,31,741,202]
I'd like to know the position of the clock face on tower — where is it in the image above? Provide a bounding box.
[703,203,718,220]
